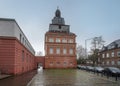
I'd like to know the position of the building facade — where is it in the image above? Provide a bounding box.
[0,18,36,75]
[99,39,120,68]
[44,9,77,68]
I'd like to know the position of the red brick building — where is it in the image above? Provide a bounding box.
[44,9,77,68]
[99,39,120,68]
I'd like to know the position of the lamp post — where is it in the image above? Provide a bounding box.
[85,38,93,59]
[85,36,101,59]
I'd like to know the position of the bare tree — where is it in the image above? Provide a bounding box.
[77,45,86,59]
[89,36,105,66]
[91,36,105,50]
[36,51,43,56]
[76,45,87,64]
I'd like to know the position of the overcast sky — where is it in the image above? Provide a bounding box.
[0,0,120,55]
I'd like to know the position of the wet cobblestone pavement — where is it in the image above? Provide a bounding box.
[28,68,120,86]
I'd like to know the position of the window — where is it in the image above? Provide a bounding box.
[64,62,67,65]
[57,62,60,65]
[111,52,114,57]
[22,37,24,44]
[20,34,22,42]
[59,25,61,29]
[69,48,73,54]
[62,38,67,43]
[69,39,73,43]
[102,54,105,58]
[117,51,120,57]
[50,62,53,66]
[111,61,115,65]
[63,48,67,54]
[106,53,109,58]
[56,48,60,54]
[102,62,104,65]
[56,38,60,43]
[22,50,24,61]
[70,62,73,65]
[98,58,100,62]
[49,47,53,54]
[107,61,109,65]
[49,38,54,42]
[117,61,120,65]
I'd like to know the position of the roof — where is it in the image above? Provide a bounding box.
[0,18,15,21]
[101,39,120,51]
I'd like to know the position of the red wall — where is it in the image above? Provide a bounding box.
[14,39,35,75]
[35,56,45,68]
[0,37,36,75]
[0,37,15,74]
[45,57,77,69]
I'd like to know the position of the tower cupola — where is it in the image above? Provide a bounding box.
[55,9,61,17]
[52,8,65,25]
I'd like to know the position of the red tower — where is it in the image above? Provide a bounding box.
[44,9,77,68]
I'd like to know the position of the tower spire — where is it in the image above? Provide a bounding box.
[55,7,61,17]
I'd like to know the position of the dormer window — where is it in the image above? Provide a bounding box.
[108,44,115,50]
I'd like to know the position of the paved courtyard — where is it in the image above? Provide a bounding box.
[28,68,120,86]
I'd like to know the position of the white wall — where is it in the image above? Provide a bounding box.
[0,19,35,55]
[0,20,15,37]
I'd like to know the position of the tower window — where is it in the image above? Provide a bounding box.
[69,48,73,54]
[63,48,67,54]
[69,39,73,43]
[59,25,61,29]
[49,47,53,54]
[49,38,54,42]
[56,38,60,43]
[56,48,60,54]
[62,38,67,43]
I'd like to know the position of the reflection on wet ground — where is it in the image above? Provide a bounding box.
[29,68,120,86]
[0,70,37,86]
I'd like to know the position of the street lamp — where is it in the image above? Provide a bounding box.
[85,38,93,58]
[85,36,101,58]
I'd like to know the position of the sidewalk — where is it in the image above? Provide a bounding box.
[0,74,11,80]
